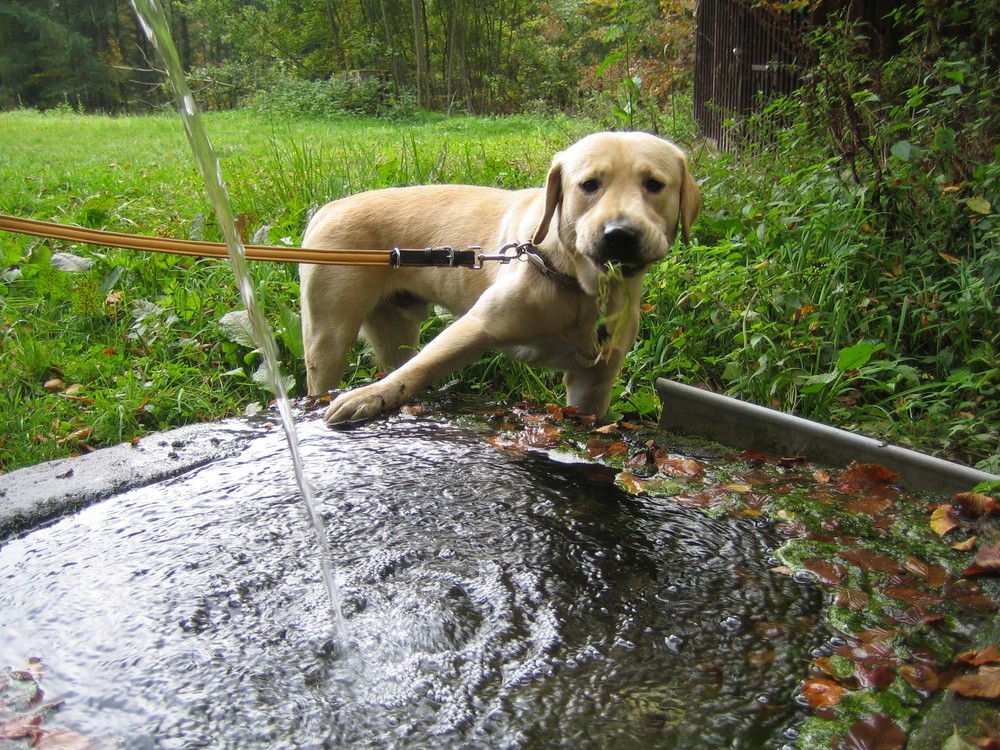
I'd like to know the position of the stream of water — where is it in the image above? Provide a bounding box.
[127,0,347,645]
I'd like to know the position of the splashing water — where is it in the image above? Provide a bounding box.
[128,0,347,646]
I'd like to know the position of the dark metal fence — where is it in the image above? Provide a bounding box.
[694,0,815,150]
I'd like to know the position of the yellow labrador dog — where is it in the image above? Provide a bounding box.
[300,131,699,424]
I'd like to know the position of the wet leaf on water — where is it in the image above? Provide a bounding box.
[719,481,753,493]
[739,449,768,466]
[903,556,949,588]
[510,423,563,450]
[958,594,1000,614]
[845,496,894,515]
[801,677,845,709]
[931,505,962,536]
[837,714,906,750]
[956,644,1000,667]
[839,462,900,487]
[802,558,847,585]
[855,663,897,689]
[615,471,648,496]
[835,587,870,611]
[35,728,92,750]
[671,488,734,509]
[947,665,1000,700]
[952,536,979,552]
[1,714,43,740]
[899,663,940,693]
[963,543,1000,577]
[838,548,901,573]
[882,586,944,607]
[953,491,999,517]
[625,447,652,468]
[585,439,627,459]
[653,450,703,478]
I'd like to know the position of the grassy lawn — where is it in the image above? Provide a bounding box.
[1,108,997,475]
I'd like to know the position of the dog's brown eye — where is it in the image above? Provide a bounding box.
[644,178,665,193]
[580,178,601,194]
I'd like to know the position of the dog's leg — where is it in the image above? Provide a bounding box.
[323,312,492,423]
[360,293,429,372]
[563,313,641,417]
[301,267,375,395]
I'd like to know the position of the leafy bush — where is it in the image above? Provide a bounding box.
[251,75,416,120]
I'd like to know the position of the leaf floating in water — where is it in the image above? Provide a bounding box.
[35,727,92,749]
[838,714,906,750]
[838,462,900,487]
[835,588,870,611]
[801,678,845,709]
[615,471,648,496]
[585,439,627,459]
[801,558,847,586]
[882,586,944,607]
[930,505,961,536]
[951,535,978,552]
[956,644,1000,667]
[837,548,901,574]
[653,450,703,478]
[845,496,894,515]
[947,665,1000,700]
[963,543,1000,577]
[953,491,999,517]
[902,556,949,588]
[899,663,940,693]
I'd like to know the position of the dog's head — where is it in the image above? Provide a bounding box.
[532,132,700,295]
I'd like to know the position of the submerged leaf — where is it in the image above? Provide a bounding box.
[802,558,847,585]
[964,543,1000,577]
[653,451,703,478]
[615,471,648,496]
[839,715,906,750]
[899,663,940,693]
[956,644,1000,667]
[948,666,1000,700]
[839,462,899,487]
[838,548,901,573]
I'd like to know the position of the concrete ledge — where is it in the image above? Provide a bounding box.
[656,378,999,496]
[0,420,260,539]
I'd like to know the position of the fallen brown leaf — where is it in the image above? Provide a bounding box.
[948,665,1000,700]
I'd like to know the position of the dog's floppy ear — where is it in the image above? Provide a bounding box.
[679,158,701,244]
[532,159,563,246]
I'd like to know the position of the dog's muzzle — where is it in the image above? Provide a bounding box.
[598,220,646,276]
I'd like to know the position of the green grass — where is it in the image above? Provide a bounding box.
[1,108,997,474]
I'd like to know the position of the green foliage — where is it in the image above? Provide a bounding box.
[250,75,416,120]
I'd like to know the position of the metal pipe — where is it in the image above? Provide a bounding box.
[656,378,999,496]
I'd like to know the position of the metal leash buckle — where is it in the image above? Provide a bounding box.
[475,241,536,269]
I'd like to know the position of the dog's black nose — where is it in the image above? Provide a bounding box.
[601,221,641,265]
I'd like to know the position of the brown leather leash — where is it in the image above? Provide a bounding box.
[0,213,479,268]
[0,212,583,289]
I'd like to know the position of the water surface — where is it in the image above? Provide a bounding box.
[0,412,822,748]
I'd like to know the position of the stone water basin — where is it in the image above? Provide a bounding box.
[0,401,825,748]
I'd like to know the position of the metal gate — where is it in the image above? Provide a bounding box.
[694,0,814,150]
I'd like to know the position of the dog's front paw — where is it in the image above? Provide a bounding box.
[323,383,398,424]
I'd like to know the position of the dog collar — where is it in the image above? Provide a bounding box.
[522,246,584,293]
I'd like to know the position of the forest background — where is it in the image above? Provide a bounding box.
[0,0,997,476]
